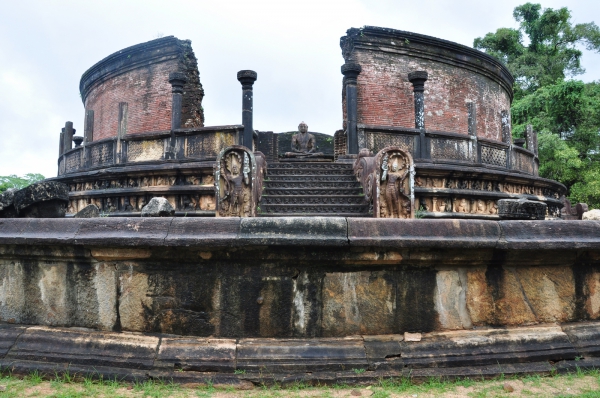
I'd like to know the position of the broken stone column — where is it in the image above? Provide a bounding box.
[341,63,362,155]
[408,71,428,129]
[501,110,512,144]
[526,124,538,156]
[169,72,187,131]
[12,181,69,218]
[61,121,75,154]
[237,70,258,150]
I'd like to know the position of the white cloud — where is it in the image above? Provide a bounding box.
[0,0,598,176]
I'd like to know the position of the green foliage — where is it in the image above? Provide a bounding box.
[474,2,600,99]
[0,173,45,192]
[475,3,600,208]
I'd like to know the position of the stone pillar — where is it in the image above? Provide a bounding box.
[501,110,512,144]
[237,70,258,150]
[526,124,538,155]
[58,130,65,157]
[62,121,75,154]
[408,71,428,129]
[84,110,94,143]
[168,72,188,130]
[467,102,477,137]
[341,63,361,155]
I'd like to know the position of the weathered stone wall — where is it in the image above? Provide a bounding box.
[341,27,513,141]
[0,218,599,337]
[80,36,205,142]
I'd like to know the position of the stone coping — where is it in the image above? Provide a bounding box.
[0,218,599,250]
[0,322,599,385]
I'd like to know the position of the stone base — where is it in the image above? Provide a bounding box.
[0,322,598,385]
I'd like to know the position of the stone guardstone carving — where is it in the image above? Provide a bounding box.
[215,145,259,217]
[374,146,415,218]
[498,198,547,220]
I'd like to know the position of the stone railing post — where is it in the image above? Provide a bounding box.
[408,71,428,129]
[62,121,75,155]
[169,72,187,131]
[341,63,361,155]
[168,72,188,160]
[237,70,258,150]
[526,124,538,156]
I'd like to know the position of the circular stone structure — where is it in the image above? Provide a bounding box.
[53,37,243,217]
[334,26,566,219]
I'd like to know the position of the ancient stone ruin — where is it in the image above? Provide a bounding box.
[0,27,598,385]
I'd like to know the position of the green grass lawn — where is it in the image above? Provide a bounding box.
[0,368,599,397]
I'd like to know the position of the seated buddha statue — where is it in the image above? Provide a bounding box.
[284,122,324,158]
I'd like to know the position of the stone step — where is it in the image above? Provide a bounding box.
[258,212,372,217]
[261,195,366,206]
[268,162,353,170]
[267,168,354,176]
[264,188,363,196]
[258,203,371,215]
[264,181,361,189]
[265,175,358,183]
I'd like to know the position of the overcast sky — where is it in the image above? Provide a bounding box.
[1,0,599,177]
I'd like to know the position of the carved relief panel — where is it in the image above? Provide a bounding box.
[215,145,258,217]
[374,147,415,218]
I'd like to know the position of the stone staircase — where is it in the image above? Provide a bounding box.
[258,162,371,217]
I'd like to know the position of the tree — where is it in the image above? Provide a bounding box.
[0,174,45,192]
[474,2,600,99]
[474,3,600,208]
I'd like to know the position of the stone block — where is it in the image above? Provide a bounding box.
[364,334,403,369]
[0,189,18,218]
[562,321,600,358]
[165,218,240,247]
[498,199,546,220]
[434,269,472,330]
[155,337,236,372]
[498,220,600,250]
[347,219,500,248]
[6,326,159,369]
[321,271,395,336]
[237,337,367,372]
[240,217,348,246]
[74,204,99,218]
[73,217,171,246]
[141,197,175,217]
[515,266,575,323]
[583,209,600,220]
[399,325,576,368]
[13,181,69,218]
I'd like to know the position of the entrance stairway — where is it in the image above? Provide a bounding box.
[258,161,371,217]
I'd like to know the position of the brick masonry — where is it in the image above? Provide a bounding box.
[80,36,205,142]
[341,27,513,141]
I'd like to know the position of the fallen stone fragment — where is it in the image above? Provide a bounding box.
[351,389,362,396]
[0,188,18,218]
[503,382,515,392]
[74,204,100,218]
[141,197,175,217]
[498,198,546,220]
[13,181,69,218]
[404,332,422,342]
[582,209,600,220]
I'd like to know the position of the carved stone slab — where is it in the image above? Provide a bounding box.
[373,147,415,219]
[214,146,259,217]
[498,198,547,220]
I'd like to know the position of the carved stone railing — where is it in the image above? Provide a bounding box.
[356,124,538,176]
[57,125,243,176]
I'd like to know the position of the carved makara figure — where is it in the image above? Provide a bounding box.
[285,122,324,158]
[377,149,413,218]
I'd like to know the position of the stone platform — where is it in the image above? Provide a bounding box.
[0,322,599,385]
[1,217,600,383]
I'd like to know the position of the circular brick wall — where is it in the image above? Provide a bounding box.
[79,36,205,142]
[341,27,514,141]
